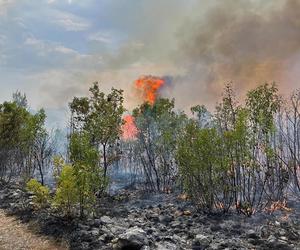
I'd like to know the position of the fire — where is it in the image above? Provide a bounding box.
[121,114,138,140]
[135,75,165,105]
[121,75,165,141]
[264,199,292,214]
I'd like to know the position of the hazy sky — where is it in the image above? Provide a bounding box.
[1,0,300,128]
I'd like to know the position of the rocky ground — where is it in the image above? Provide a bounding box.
[0,183,299,250]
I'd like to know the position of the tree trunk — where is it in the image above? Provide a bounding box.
[103,144,107,178]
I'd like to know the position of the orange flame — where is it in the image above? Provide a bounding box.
[264,199,292,214]
[135,75,165,105]
[122,114,138,140]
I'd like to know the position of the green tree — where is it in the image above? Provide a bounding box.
[177,121,229,212]
[0,96,46,183]
[133,98,187,191]
[245,83,282,207]
[53,164,78,217]
[69,82,125,178]
[69,132,107,216]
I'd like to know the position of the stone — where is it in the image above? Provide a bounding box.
[99,233,114,243]
[108,224,126,235]
[159,215,173,224]
[267,235,277,244]
[90,228,99,237]
[274,221,281,226]
[115,226,148,250]
[11,190,22,199]
[155,241,178,250]
[279,236,288,241]
[279,229,286,236]
[170,221,181,228]
[183,210,192,216]
[93,218,101,227]
[78,230,94,242]
[192,234,211,249]
[210,225,222,232]
[100,215,114,224]
[247,229,259,239]
[260,226,269,238]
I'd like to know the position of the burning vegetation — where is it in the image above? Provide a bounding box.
[1,81,300,250]
[135,75,165,105]
[2,1,300,249]
[122,75,165,141]
[121,114,138,140]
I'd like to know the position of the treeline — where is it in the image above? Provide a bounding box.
[0,92,54,185]
[1,82,300,217]
[123,83,300,215]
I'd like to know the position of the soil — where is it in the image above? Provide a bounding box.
[0,209,68,250]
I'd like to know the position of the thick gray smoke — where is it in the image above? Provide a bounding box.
[166,0,300,110]
[5,0,300,120]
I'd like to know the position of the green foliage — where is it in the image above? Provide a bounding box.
[70,132,108,216]
[177,83,286,215]
[132,98,187,191]
[177,121,229,212]
[26,179,50,208]
[0,95,46,182]
[53,158,107,217]
[53,156,65,183]
[69,82,125,178]
[69,132,99,168]
[2,82,297,218]
[53,164,78,216]
[246,83,280,135]
[191,104,211,128]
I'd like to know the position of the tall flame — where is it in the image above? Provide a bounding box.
[121,114,138,140]
[122,75,165,141]
[135,75,165,105]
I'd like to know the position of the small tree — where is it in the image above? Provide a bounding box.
[69,82,125,178]
[26,179,50,209]
[0,96,47,183]
[132,98,187,191]
[53,164,78,217]
[177,121,229,212]
[33,129,54,185]
[69,132,107,217]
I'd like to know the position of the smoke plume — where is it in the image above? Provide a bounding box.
[168,0,300,109]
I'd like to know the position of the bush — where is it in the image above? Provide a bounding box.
[69,133,108,217]
[53,160,107,217]
[176,122,230,213]
[53,164,78,217]
[26,179,50,208]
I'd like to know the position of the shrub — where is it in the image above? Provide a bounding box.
[69,133,108,216]
[53,161,107,217]
[53,164,78,217]
[176,122,230,213]
[26,179,50,208]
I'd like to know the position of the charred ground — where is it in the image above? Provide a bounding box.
[0,182,299,249]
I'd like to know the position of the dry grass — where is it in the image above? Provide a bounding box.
[0,210,68,250]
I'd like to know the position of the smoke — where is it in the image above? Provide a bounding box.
[5,0,300,121]
[91,0,300,112]
[168,0,300,110]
